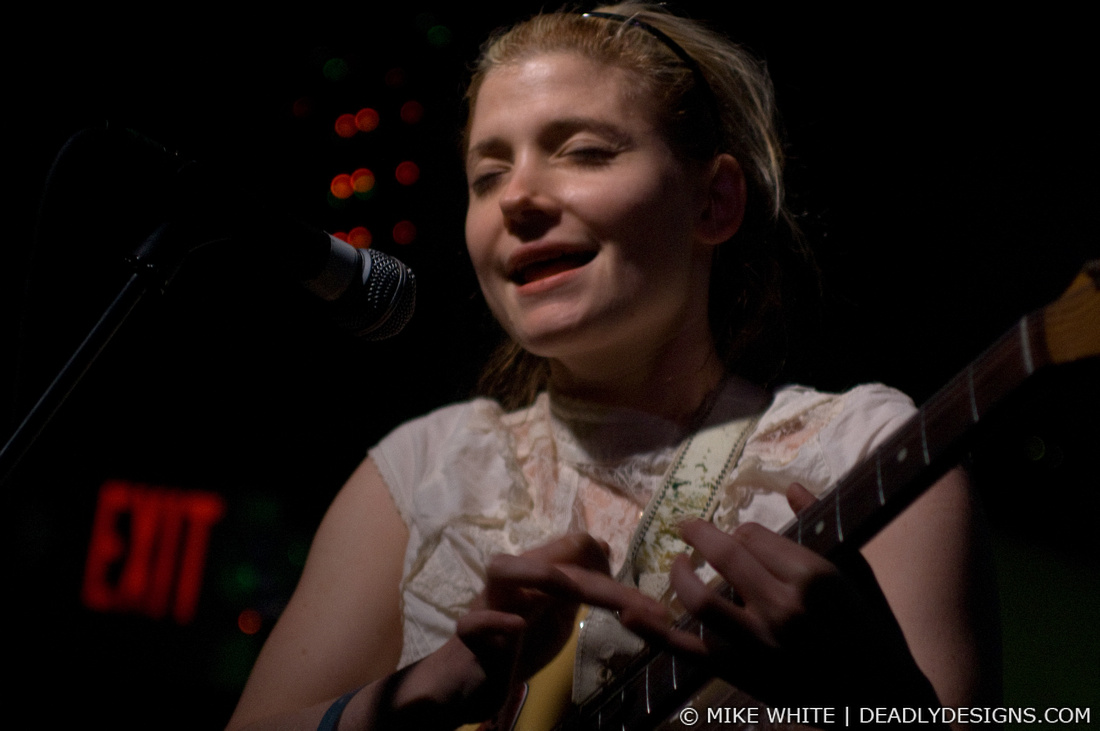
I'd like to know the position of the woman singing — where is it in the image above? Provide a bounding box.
[226,4,999,729]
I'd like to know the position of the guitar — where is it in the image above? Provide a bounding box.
[464,262,1100,731]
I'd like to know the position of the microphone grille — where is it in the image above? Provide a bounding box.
[339,249,417,340]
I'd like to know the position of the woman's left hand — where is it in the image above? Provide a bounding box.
[667,483,940,710]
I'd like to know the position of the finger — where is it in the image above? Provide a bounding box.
[484,553,585,611]
[456,608,526,642]
[520,533,611,575]
[455,609,527,666]
[785,482,817,513]
[668,553,772,649]
[737,521,835,580]
[679,519,791,591]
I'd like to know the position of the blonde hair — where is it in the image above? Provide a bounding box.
[468,3,815,408]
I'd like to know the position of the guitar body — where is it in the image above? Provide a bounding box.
[457,612,581,731]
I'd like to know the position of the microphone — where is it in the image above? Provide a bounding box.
[298,228,417,340]
[115,126,418,340]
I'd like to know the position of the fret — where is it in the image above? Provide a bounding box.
[920,410,930,465]
[1020,317,1034,374]
[793,492,838,555]
[967,363,979,423]
[835,488,843,542]
[834,465,883,546]
[875,451,884,505]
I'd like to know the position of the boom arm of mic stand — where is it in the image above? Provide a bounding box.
[1,223,197,487]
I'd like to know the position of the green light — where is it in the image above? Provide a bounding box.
[427,25,452,48]
[323,57,349,82]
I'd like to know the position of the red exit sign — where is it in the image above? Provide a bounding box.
[82,480,226,624]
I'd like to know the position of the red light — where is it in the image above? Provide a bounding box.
[355,108,380,132]
[332,231,349,242]
[351,168,375,194]
[238,609,263,635]
[392,220,416,245]
[292,97,314,119]
[334,113,357,138]
[400,100,424,124]
[384,68,405,88]
[330,173,354,199]
[395,161,420,186]
[348,226,372,248]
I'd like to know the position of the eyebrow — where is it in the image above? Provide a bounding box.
[466,116,635,167]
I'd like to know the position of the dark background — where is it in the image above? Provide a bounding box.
[3,3,1097,728]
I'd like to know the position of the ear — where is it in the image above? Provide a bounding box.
[696,153,746,246]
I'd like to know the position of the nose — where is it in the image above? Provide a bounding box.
[499,158,559,241]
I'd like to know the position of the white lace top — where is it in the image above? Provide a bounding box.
[370,380,915,669]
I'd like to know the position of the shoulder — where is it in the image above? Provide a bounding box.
[764,382,915,451]
[740,382,916,495]
[367,396,529,526]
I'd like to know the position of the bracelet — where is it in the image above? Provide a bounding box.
[317,688,359,731]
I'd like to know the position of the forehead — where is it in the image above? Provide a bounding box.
[468,53,657,141]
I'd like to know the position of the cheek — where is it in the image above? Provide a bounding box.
[464,207,494,281]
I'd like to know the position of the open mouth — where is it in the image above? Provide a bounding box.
[512,251,597,285]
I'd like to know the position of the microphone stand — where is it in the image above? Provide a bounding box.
[0,222,201,487]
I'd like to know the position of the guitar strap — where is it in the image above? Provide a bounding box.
[573,412,759,702]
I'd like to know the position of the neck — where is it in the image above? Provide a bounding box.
[546,330,728,427]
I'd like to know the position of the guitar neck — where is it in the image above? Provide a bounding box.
[785,311,1048,557]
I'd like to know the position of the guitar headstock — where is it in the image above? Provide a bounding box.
[1042,261,1100,365]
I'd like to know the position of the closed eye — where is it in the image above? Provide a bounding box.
[564,147,618,165]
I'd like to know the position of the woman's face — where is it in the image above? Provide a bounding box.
[464,53,716,373]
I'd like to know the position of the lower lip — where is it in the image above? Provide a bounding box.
[513,260,591,296]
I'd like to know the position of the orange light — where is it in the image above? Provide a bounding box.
[355,107,380,132]
[334,113,358,138]
[351,168,375,194]
[238,609,263,635]
[348,226,372,248]
[330,173,354,199]
[332,231,349,242]
[392,220,416,245]
[400,100,424,124]
[395,161,420,186]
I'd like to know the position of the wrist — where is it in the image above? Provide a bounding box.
[386,636,494,727]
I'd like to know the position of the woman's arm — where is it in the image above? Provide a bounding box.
[862,467,1002,710]
[225,457,409,731]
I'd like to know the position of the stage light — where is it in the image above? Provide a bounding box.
[348,226,372,248]
[351,168,375,194]
[400,100,424,124]
[427,25,453,48]
[395,161,419,186]
[323,57,349,82]
[334,113,358,139]
[330,173,354,199]
[355,108,380,132]
[384,67,405,88]
[393,220,416,245]
[238,609,263,635]
[292,97,314,119]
